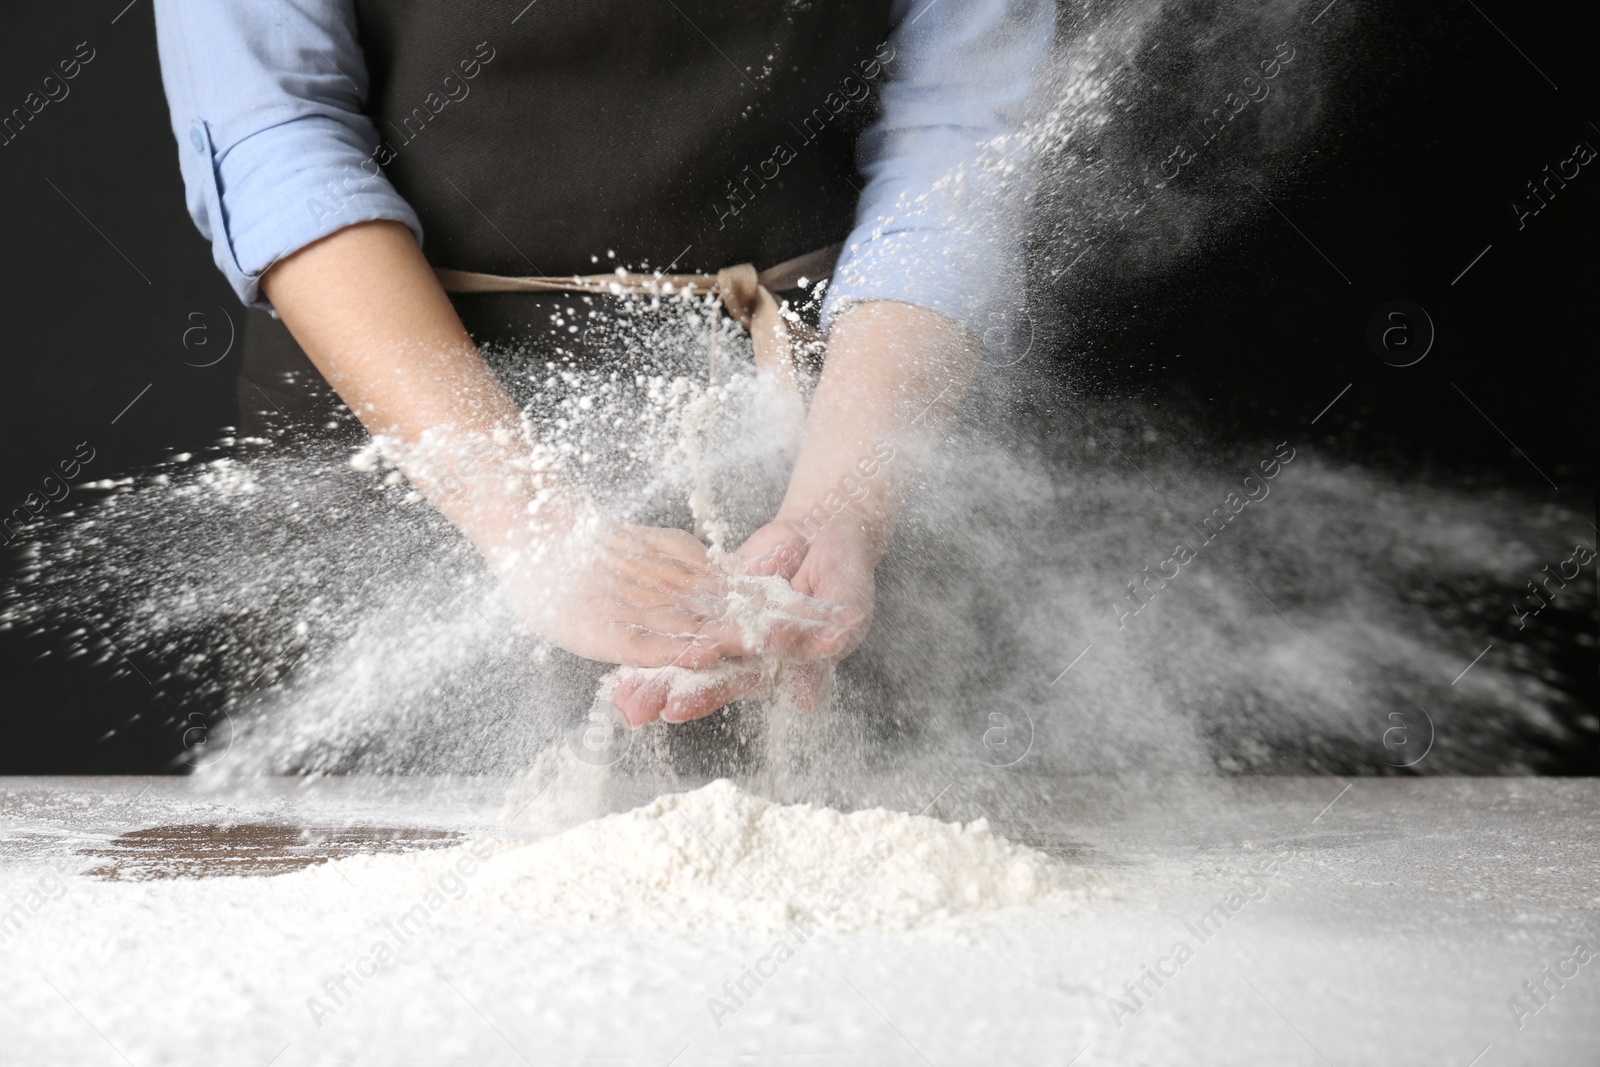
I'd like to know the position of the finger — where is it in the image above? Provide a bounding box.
[684,615,766,658]
[661,667,767,724]
[604,577,734,630]
[753,599,866,658]
[612,627,723,669]
[614,595,717,632]
[682,596,862,660]
[768,592,861,627]
[682,612,834,660]
[603,527,725,585]
[622,527,725,578]
[610,671,670,728]
[609,595,757,661]
[737,537,807,581]
[648,527,726,565]
[611,546,728,598]
[761,615,859,660]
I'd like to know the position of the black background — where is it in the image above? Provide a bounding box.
[1,1,1593,773]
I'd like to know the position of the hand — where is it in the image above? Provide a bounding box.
[257,223,747,673]
[608,520,875,726]
[741,520,876,660]
[494,518,747,668]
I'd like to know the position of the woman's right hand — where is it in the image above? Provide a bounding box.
[492,518,747,668]
[256,222,768,670]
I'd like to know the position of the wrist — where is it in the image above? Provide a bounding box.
[774,503,892,567]
[363,426,591,565]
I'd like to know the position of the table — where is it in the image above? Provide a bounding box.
[2,775,1595,1066]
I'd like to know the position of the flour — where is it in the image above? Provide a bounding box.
[670,350,804,564]
[605,572,833,709]
[710,572,821,649]
[2,779,1589,1065]
[328,779,1088,933]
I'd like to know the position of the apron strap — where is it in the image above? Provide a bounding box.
[433,244,842,392]
[432,243,842,299]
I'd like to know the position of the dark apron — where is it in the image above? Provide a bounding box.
[239,0,892,435]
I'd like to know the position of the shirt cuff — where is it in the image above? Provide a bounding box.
[188,114,422,312]
[820,147,1028,349]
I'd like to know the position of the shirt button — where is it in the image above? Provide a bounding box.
[190,127,205,153]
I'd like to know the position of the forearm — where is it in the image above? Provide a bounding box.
[777,300,979,561]
[260,220,571,561]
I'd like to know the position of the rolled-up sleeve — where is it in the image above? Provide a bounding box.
[822,0,1054,341]
[154,0,421,311]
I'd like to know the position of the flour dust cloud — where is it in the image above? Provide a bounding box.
[1,0,1590,823]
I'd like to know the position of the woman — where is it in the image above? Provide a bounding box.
[154,0,1050,729]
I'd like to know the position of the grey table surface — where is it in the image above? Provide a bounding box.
[1,775,1596,1066]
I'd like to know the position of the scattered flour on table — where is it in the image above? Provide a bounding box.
[315,780,1091,933]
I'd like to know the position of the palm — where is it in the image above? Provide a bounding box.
[780,530,875,658]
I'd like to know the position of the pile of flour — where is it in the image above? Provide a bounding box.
[316,780,1088,933]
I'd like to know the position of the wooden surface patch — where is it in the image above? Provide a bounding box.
[80,822,463,880]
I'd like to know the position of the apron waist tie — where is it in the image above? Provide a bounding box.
[434,244,842,391]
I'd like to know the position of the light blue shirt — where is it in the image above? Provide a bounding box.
[154,0,1052,336]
